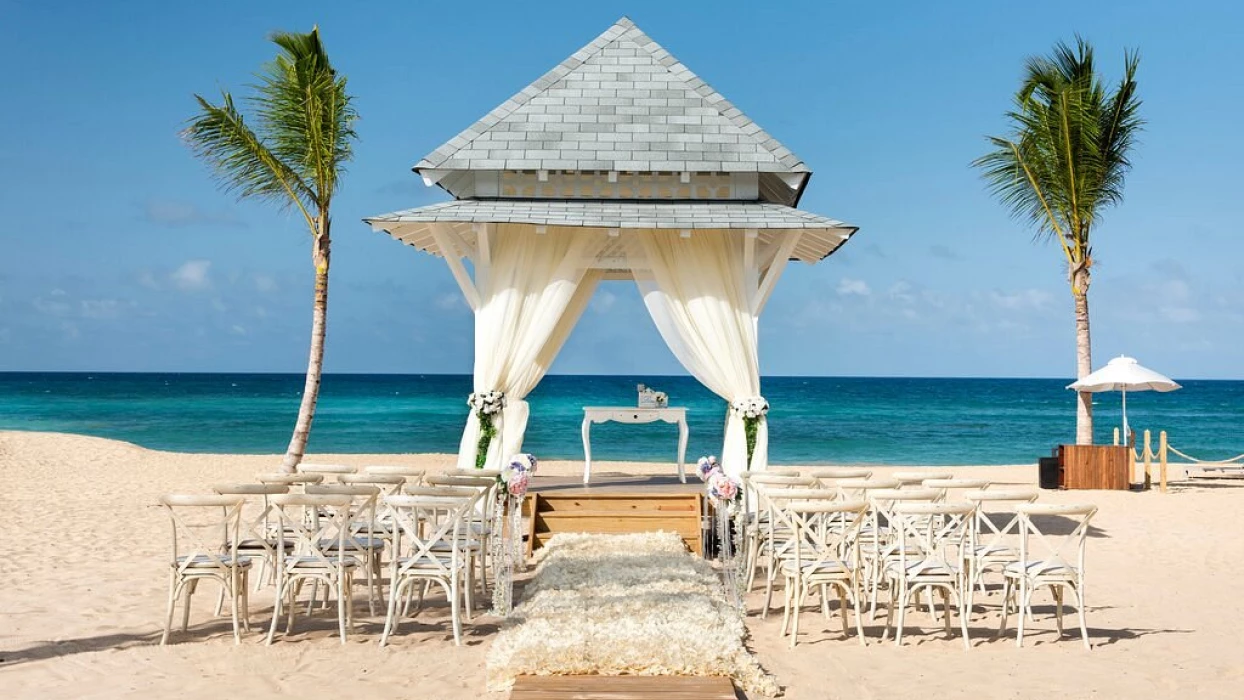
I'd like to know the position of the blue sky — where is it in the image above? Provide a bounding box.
[1,0,1241,378]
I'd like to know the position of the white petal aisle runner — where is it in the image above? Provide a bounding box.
[486,532,779,696]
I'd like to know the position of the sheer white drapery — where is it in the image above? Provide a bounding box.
[635,230,767,477]
[457,229,606,470]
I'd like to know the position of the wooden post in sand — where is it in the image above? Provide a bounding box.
[1143,430,1153,488]
[1159,431,1169,493]
[1113,427,1120,446]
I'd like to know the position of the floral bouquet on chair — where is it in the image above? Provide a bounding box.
[491,453,537,617]
[698,455,745,610]
[468,391,506,469]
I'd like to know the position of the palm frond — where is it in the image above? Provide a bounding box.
[182,92,316,228]
[252,27,358,208]
[974,37,1143,263]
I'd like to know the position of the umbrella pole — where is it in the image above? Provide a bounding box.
[1121,388,1129,445]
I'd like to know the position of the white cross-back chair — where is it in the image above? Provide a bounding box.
[881,502,974,648]
[380,486,484,647]
[423,474,496,600]
[831,477,900,500]
[801,467,873,484]
[746,476,821,601]
[759,488,838,618]
[159,495,250,645]
[999,503,1098,649]
[963,489,1039,599]
[775,497,869,647]
[762,467,804,477]
[444,467,502,479]
[211,483,290,591]
[305,484,384,616]
[265,493,357,644]
[864,487,945,618]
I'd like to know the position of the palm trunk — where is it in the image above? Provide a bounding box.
[1073,266,1093,445]
[282,216,331,471]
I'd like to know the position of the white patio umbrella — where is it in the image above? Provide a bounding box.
[1067,355,1181,442]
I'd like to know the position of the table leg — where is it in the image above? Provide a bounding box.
[676,418,688,483]
[581,417,592,485]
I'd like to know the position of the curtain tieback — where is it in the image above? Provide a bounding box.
[730,396,769,419]
[467,390,506,416]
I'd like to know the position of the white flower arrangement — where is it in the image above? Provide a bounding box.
[730,396,769,419]
[467,390,506,416]
[486,532,779,696]
[706,469,741,504]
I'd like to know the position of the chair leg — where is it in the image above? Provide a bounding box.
[181,580,195,632]
[894,584,909,647]
[850,584,867,646]
[997,578,1012,640]
[881,580,895,643]
[1054,585,1065,638]
[161,573,180,646]
[1070,584,1091,649]
[780,577,792,636]
[837,586,849,637]
[1017,581,1034,648]
[266,577,286,645]
[241,569,251,632]
[228,572,242,644]
[380,577,406,647]
[463,560,475,621]
[449,577,463,646]
[336,578,348,644]
[789,579,801,648]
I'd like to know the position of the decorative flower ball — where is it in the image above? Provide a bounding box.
[707,470,740,502]
[507,471,531,497]
[501,453,538,487]
[696,455,720,481]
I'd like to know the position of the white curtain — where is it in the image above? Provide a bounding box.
[635,230,767,477]
[457,228,606,470]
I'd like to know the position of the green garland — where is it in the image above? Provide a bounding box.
[744,416,759,469]
[475,412,496,469]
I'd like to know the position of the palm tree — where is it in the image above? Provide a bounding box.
[184,27,358,470]
[974,38,1142,445]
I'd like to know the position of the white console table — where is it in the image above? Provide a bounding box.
[581,406,689,485]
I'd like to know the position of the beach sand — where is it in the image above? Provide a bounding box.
[3,430,1243,699]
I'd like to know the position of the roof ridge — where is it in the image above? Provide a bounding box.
[415,17,807,173]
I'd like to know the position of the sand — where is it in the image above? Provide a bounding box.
[3,430,1243,699]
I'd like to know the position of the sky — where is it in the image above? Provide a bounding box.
[1,0,1241,379]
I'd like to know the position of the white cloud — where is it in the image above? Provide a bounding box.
[434,293,462,310]
[1159,305,1200,324]
[137,271,160,290]
[988,288,1053,311]
[888,281,915,304]
[141,199,243,228]
[836,278,871,297]
[33,296,71,316]
[80,299,122,319]
[171,260,212,292]
[253,274,278,293]
[591,289,618,313]
[230,324,247,336]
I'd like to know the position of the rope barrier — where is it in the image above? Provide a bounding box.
[1166,445,1244,466]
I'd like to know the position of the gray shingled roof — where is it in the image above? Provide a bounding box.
[367,200,854,232]
[415,17,809,176]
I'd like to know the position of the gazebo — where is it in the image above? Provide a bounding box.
[365,17,857,476]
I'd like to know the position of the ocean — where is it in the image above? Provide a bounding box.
[0,373,1240,466]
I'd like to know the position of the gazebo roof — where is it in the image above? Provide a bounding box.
[415,16,811,202]
[368,200,857,263]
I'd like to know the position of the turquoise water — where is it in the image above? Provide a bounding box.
[0,373,1240,465]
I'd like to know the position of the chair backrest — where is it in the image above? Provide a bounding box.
[801,467,873,482]
[339,473,406,496]
[892,470,954,487]
[364,465,426,485]
[305,484,381,541]
[762,467,803,477]
[425,474,495,489]
[212,483,288,546]
[297,463,357,475]
[256,473,324,491]
[269,494,356,568]
[964,489,1038,556]
[832,477,900,499]
[922,478,991,502]
[747,474,817,488]
[1015,503,1097,575]
[891,502,974,575]
[785,499,868,570]
[443,467,502,479]
[384,487,485,579]
[160,495,245,574]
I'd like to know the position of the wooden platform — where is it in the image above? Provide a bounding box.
[528,475,704,554]
[510,675,737,699]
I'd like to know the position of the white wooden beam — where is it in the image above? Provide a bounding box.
[475,223,492,266]
[743,229,758,275]
[430,228,480,311]
[754,232,802,315]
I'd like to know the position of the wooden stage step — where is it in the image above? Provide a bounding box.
[510,675,737,699]
[529,489,704,554]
